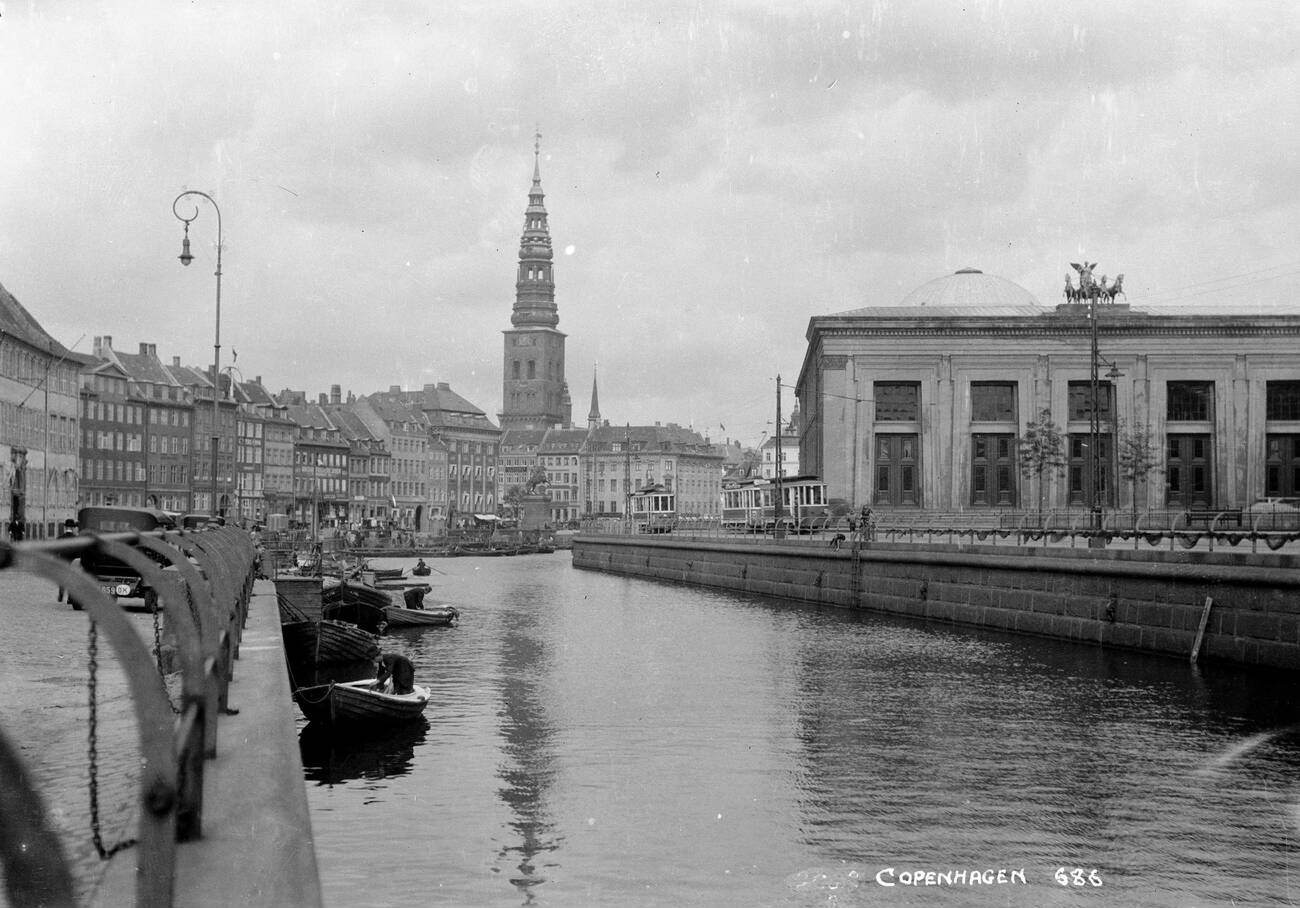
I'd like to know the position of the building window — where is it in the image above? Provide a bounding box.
[1166,434,1212,508]
[527,360,536,379]
[1264,435,1300,497]
[970,382,1016,423]
[512,360,520,379]
[1067,434,1114,506]
[971,434,1017,506]
[1266,382,1300,421]
[1167,381,1213,422]
[873,433,920,506]
[874,383,920,422]
[1067,381,1114,422]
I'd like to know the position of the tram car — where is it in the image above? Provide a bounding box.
[720,475,830,533]
[630,484,677,534]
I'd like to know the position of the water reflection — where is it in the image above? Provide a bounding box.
[493,582,563,902]
[299,718,429,786]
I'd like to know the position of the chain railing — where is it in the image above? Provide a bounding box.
[579,511,1300,555]
[0,525,257,908]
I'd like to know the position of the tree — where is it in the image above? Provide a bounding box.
[502,484,526,517]
[1116,418,1161,529]
[1017,409,1067,521]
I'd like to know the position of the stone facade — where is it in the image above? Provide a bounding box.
[573,536,1300,670]
[797,269,1300,518]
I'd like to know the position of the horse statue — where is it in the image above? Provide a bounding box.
[1104,273,1126,303]
[1063,273,1077,302]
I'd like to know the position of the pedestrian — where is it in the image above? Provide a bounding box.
[56,519,79,604]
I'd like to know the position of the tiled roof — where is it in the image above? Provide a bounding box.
[501,428,548,448]
[114,351,181,387]
[0,280,75,356]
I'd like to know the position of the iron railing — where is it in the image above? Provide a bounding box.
[0,525,257,907]
[580,510,1300,555]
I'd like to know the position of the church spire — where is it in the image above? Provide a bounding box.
[587,365,601,429]
[512,128,557,329]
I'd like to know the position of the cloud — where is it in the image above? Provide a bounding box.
[0,0,1296,445]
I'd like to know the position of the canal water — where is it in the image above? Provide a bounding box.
[299,553,1300,907]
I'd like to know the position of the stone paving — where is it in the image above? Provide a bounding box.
[1,568,165,906]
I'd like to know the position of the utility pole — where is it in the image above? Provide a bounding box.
[774,374,784,537]
[623,424,631,532]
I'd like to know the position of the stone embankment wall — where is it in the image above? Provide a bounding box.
[571,537,1300,670]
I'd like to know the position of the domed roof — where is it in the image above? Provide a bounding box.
[896,268,1042,310]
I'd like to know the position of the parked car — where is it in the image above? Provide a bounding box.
[75,506,177,610]
[181,513,226,530]
[1247,497,1300,531]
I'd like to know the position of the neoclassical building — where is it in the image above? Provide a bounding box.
[796,268,1300,517]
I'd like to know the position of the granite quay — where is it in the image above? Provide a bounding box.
[571,529,1300,671]
[0,529,320,908]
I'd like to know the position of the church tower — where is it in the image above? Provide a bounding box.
[500,132,570,430]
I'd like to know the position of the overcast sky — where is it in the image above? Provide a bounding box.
[1,1,1296,445]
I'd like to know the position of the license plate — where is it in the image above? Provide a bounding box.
[102,583,132,598]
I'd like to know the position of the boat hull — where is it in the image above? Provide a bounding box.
[317,619,381,663]
[383,605,459,628]
[295,680,430,725]
[283,619,380,665]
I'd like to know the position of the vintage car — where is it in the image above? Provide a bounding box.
[74,506,178,610]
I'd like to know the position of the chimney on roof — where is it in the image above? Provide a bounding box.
[318,393,328,405]
[255,375,262,384]
[347,391,356,404]
[437,382,450,391]
[330,384,341,405]
[173,356,181,367]
[390,385,401,393]
[423,383,435,391]
[102,335,112,352]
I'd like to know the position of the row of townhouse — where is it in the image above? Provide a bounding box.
[0,282,80,539]
[500,421,727,525]
[0,298,502,537]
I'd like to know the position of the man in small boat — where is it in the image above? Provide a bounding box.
[371,652,415,696]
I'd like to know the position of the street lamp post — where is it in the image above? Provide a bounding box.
[172,190,223,519]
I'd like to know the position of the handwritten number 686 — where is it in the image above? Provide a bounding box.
[1054,867,1103,886]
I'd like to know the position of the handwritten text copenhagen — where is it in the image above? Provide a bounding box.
[874,867,1028,888]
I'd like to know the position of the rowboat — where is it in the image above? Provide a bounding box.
[282,618,380,665]
[383,604,459,628]
[294,679,430,725]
